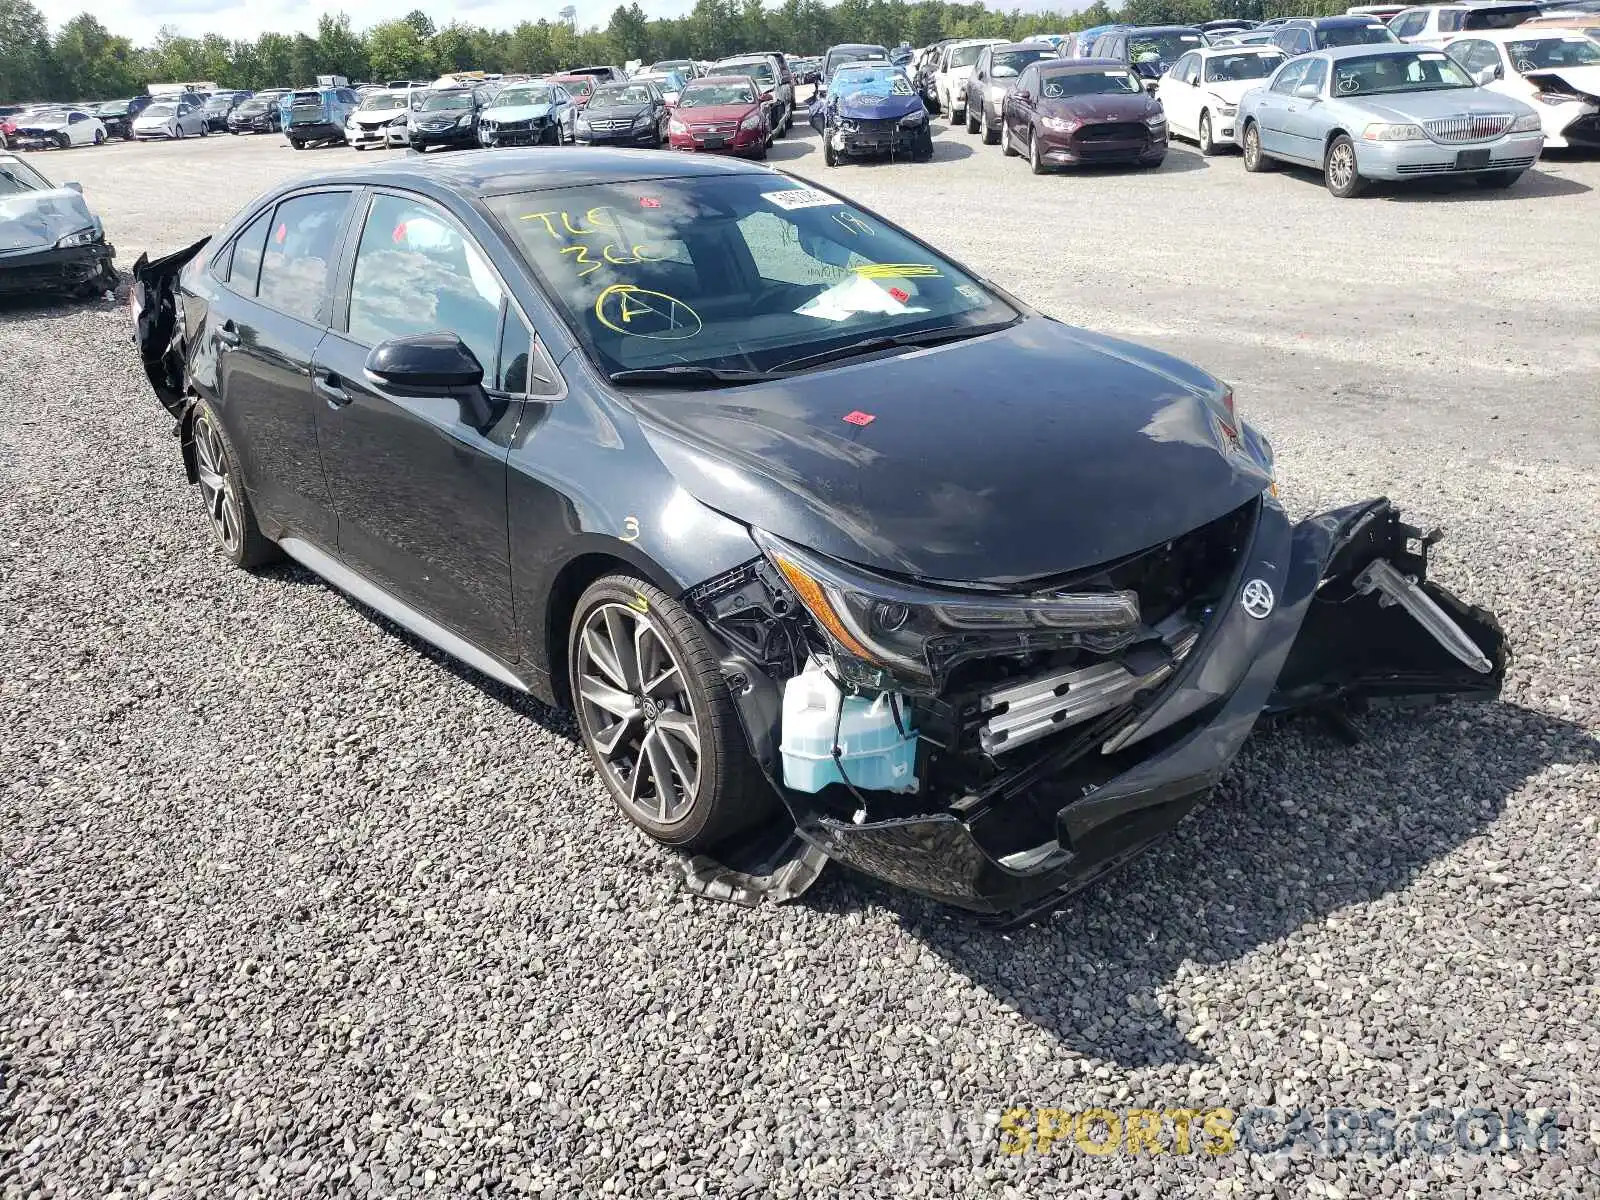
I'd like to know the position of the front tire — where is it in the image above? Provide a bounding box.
[982,108,999,145]
[824,138,838,167]
[93,129,105,146]
[966,104,980,135]
[1324,133,1363,198]
[569,576,772,850]
[1198,110,1217,156]
[190,402,279,570]
[1241,121,1271,172]
[1029,129,1048,174]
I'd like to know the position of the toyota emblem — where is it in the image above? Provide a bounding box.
[1241,578,1275,620]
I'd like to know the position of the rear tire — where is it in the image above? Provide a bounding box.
[189,401,280,570]
[568,575,774,851]
[1475,170,1521,189]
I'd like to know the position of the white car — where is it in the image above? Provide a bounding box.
[1157,45,1289,154]
[131,97,209,140]
[936,37,1007,124]
[345,88,409,150]
[1446,30,1600,148]
[1386,2,1544,45]
[9,108,108,149]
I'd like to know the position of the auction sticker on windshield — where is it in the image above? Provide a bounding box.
[763,187,842,210]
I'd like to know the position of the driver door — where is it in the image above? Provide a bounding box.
[311,189,526,661]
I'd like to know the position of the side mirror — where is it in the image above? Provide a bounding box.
[365,334,496,429]
[1145,80,1160,95]
[1474,64,1500,85]
[64,181,83,194]
[761,89,774,101]
[1015,90,1031,103]
[1188,76,1200,87]
[1294,82,1321,100]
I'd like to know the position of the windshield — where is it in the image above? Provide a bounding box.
[1505,37,1600,69]
[680,82,755,106]
[1317,23,1398,47]
[592,84,654,105]
[204,96,233,110]
[1331,50,1474,94]
[495,85,555,107]
[1129,32,1204,63]
[144,104,176,118]
[718,60,776,84]
[832,67,912,95]
[98,100,130,115]
[557,77,595,96]
[949,44,989,68]
[357,91,401,111]
[652,61,693,72]
[1041,68,1142,97]
[1204,52,1287,81]
[421,92,471,111]
[1464,5,1541,29]
[0,156,50,194]
[992,48,1051,77]
[487,177,1015,378]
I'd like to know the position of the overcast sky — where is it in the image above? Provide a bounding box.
[58,1,699,43]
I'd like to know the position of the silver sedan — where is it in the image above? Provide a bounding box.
[1236,45,1545,196]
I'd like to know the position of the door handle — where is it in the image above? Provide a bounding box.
[314,370,351,408]
[215,320,240,348]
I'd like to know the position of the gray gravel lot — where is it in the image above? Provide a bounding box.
[2,126,1598,1199]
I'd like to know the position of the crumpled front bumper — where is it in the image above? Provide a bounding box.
[829,121,926,157]
[0,240,117,296]
[711,496,1505,923]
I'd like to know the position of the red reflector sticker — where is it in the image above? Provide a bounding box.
[639,197,661,208]
[887,287,909,303]
[274,222,287,244]
[842,410,875,427]
[392,221,407,243]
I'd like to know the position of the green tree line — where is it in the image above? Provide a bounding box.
[3,0,1355,102]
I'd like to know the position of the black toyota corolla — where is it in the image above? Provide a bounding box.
[132,150,1505,923]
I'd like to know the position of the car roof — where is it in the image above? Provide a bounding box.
[1465,25,1596,37]
[1040,57,1130,70]
[1125,25,1204,33]
[286,148,773,199]
[1200,43,1285,54]
[1295,13,1392,23]
[992,42,1056,51]
[688,75,759,86]
[1318,42,1435,59]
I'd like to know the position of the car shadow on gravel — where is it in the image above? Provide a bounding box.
[800,700,1596,1067]
[1268,162,1591,201]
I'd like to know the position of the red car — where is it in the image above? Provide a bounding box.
[548,75,597,111]
[667,75,770,158]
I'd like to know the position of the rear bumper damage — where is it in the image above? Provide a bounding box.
[689,496,1505,923]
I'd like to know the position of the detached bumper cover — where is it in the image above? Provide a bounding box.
[0,240,116,295]
[706,497,1505,922]
[831,120,926,156]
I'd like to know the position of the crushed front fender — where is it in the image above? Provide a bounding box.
[695,495,1507,923]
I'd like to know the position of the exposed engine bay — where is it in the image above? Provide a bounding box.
[683,496,1506,925]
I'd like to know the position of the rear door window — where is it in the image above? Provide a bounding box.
[256,190,353,324]
[226,208,273,295]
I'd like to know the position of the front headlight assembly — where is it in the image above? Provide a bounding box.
[1509,111,1543,130]
[899,111,927,127]
[55,227,100,249]
[754,530,1142,693]
[1362,122,1427,142]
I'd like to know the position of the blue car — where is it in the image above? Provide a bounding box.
[809,64,933,165]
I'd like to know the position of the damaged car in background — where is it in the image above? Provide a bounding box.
[1,152,115,297]
[131,151,1505,925]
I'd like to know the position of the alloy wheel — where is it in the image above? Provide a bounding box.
[575,601,701,827]
[1328,142,1356,192]
[192,413,242,555]
[1199,113,1213,155]
[1243,125,1259,169]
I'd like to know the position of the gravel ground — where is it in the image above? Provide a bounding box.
[2,127,1598,1199]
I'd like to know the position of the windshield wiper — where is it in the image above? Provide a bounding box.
[770,322,1010,374]
[608,365,784,387]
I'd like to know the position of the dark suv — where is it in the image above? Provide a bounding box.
[1089,26,1208,87]
[1270,16,1399,55]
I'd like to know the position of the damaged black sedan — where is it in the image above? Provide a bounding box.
[132,150,1505,924]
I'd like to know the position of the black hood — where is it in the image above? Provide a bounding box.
[586,101,653,119]
[630,317,1272,586]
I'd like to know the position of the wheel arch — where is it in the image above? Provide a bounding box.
[1325,126,1353,153]
[543,548,676,710]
